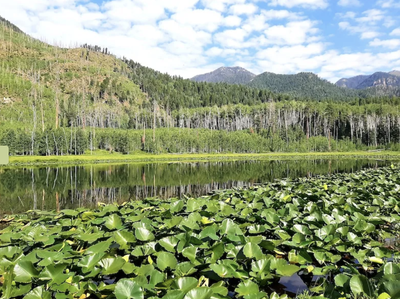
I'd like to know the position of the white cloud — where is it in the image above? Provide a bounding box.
[370,38,400,49]
[377,0,400,8]
[361,31,380,39]
[213,28,249,48]
[229,3,258,15]
[103,0,166,25]
[263,20,319,45]
[205,47,245,57]
[256,43,325,61]
[158,19,212,47]
[241,14,269,33]
[126,25,168,46]
[200,0,246,12]
[390,28,400,36]
[337,9,391,40]
[170,9,223,32]
[240,10,303,34]
[223,15,242,27]
[338,0,361,7]
[391,28,400,36]
[337,11,357,19]
[356,9,385,24]
[267,0,328,9]
[262,9,304,20]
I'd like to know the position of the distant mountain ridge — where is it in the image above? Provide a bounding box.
[336,71,400,89]
[247,71,359,101]
[192,68,360,100]
[192,66,400,100]
[191,66,256,84]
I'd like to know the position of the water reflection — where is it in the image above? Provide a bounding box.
[0,159,393,215]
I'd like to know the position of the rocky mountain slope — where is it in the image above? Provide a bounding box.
[336,71,400,89]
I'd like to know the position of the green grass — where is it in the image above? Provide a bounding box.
[4,150,400,167]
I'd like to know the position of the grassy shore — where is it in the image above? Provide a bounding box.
[3,150,400,167]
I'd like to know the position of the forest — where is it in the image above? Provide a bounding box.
[2,17,400,156]
[2,100,400,155]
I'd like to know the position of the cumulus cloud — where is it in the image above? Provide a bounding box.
[170,9,223,32]
[229,3,258,15]
[337,8,393,40]
[370,38,400,49]
[213,28,249,48]
[390,28,400,36]
[263,20,319,45]
[1,0,399,82]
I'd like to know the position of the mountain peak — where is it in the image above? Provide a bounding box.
[191,66,256,84]
[389,70,400,77]
[336,71,400,89]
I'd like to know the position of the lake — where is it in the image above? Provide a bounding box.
[0,158,394,216]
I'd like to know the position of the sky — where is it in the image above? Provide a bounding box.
[2,0,400,83]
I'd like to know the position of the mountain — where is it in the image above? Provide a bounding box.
[336,71,400,89]
[356,72,400,89]
[247,72,359,101]
[191,66,256,84]
[336,75,370,89]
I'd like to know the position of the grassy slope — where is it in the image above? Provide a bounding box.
[4,150,400,167]
[0,17,145,130]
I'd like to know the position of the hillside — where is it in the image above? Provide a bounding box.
[247,71,359,100]
[336,71,400,89]
[0,16,146,130]
[191,66,256,84]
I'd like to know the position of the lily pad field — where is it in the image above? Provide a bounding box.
[1,165,400,299]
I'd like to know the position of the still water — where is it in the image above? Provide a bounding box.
[0,158,394,216]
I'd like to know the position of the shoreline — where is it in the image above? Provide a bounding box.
[2,150,400,167]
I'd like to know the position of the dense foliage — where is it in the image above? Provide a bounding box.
[4,100,400,155]
[0,127,374,157]
[1,165,400,298]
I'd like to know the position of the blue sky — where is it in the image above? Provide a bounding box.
[2,0,400,82]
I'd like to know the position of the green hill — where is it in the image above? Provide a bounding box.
[247,72,360,101]
[0,16,146,130]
